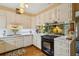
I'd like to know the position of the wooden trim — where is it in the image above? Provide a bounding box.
[70,39,76,56]
[72,3,79,22]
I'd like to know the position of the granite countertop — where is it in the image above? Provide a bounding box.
[0,34,33,39]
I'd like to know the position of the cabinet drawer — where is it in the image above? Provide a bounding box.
[54,41,68,47]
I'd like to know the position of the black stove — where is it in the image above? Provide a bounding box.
[41,35,58,56]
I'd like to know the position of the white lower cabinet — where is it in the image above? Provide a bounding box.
[36,34,41,49]
[0,35,33,54]
[24,35,33,47]
[33,34,37,47]
[16,36,24,48]
[0,35,33,49]
[54,36,76,56]
[0,37,17,52]
[33,34,42,49]
[4,37,16,46]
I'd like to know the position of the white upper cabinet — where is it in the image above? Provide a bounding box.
[0,4,72,29]
[33,4,72,25]
[35,16,40,25]
[57,4,72,22]
[51,9,56,22]
[6,12,16,24]
[0,13,7,28]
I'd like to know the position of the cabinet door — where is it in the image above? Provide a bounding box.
[24,36,28,47]
[54,37,69,56]
[3,37,16,46]
[54,40,69,56]
[58,4,72,22]
[33,34,37,46]
[16,36,24,48]
[36,34,41,49]
[0,14,7,28]
[6,12,15,28]
[2,37,16,51]
[24,36,32,47]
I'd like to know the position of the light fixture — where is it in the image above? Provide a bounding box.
[16,0,29,14]
[16,3,29,14]
[16,8,24,14]
[25,4,29,8]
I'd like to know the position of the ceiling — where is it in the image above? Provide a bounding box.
[0,3,53,14]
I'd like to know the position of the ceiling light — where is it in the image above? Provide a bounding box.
[16,8,24,14]
[25,4,29,8]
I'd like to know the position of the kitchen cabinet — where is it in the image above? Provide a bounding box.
[54,36,76,56]
[35,16,40,25]
[3,37,16,46]
[36,34,41,49]
[16,36,24,48]
[0,35,33,50]
[31,17,36,28]
[6,12,16,28]
[3,37,24,48]
[57,4,72,23]
[51,9,57,22]
[1,37,16,52]
[3,35,33,48]
[33,4,72,25]
[24,35,33,47]
[33,34,37,47]
[0,14,7,28]
[33,33,44,49]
